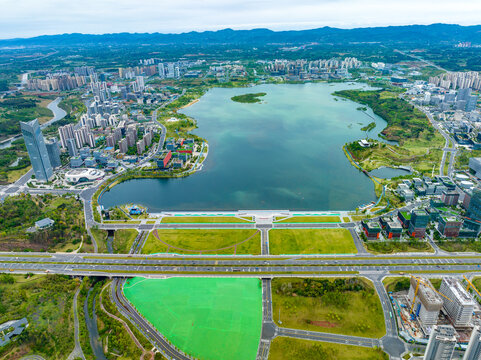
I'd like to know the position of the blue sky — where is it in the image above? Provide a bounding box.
[1,0,481,39]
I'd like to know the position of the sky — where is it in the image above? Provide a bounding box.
[1,0,481,39]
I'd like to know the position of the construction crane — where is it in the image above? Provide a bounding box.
[463,275,481,299]
[409,275,453,315]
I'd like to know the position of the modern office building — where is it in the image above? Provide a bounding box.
[380,217,403,238]
[361,220,381,239]
[442,191,460,206]
[408,209,430,238]
[440,277,475,326]
[464,325,481,360]
[408,277,443,326]
[20,119,53,182]
[438,216,463,238]
[424,325,456,360]
[469,159,481,179]
[467,188,481,222]
[45,138,62,168]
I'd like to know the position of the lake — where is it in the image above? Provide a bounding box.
[100,82,388,211]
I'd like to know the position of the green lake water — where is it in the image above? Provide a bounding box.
[101,82,387,211]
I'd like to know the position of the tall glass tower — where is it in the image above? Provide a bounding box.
[20,119,53,181]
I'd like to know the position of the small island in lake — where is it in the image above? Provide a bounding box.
[231,92,267,103]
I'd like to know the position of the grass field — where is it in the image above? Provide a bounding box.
[141,229,261,255]
[123,277,262,360]
[436,240,481,253]
[271,277,385,338]
[269,229,356,255]
[268,337,388,360]
[113,229,138,253]
[0,274,78,359]
[161,216,253,223]
[275,216,341,223]
[90,229,109,253]
[365,241,434,254]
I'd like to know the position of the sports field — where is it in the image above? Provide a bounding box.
[123,277,263,360]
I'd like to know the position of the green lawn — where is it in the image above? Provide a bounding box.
[113,229,138,254]
[436,240,481,253]
[142,229,261,255]
[90,228,109,253]
[123,277,262,360]
[268,337,388,360]
[161,216,253,223]
[275,216,341,223]
[272,277,386,338]
[269,229,356,255]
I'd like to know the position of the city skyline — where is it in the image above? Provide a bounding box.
[1,0,481,39]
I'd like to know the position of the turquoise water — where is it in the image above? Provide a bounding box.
[101,82,387,211]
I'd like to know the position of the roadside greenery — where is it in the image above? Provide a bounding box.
[365,240,433,254]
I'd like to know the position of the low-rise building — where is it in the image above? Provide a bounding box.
[70,156,83,168]
[35,218,55,229]
[437,216,462,238]
[380,217,403,238]
[442,191,460,206]
[361,220,381,239]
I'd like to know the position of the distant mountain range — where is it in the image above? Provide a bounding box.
[1,24,481,47]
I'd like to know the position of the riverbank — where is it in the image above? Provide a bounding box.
[179,98,199,109]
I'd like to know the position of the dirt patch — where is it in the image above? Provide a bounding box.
[309,320,339,328]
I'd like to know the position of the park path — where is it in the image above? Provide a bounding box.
[66,286,86,360]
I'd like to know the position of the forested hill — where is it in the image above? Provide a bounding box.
[2,24,481,46]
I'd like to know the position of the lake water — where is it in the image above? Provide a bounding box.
[100,83,389,211]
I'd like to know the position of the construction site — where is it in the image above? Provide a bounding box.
[389,275,481,348]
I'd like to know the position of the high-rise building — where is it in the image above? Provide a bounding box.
[66,138,78,157]
[467,188,481,221]
[458,88,472,101]
[58,124,75,148]
[119,138,128,154]
[408,277,443,326]
[20,119,53,182]
[158,63,165,78]
[440,277,475,326]
[464,325,481,360]
[424,325,456,360]
[45,138,62,168]
[466,95,478,112]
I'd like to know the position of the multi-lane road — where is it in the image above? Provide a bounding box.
[1,251,481,277]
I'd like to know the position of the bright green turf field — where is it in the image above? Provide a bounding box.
[123,277,263,360]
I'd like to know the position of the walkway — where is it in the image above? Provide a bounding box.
[66,286,86,360]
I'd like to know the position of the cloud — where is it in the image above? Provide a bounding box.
[1,0,480,39]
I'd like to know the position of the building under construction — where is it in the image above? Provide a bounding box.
[408,277,444,326]
[440,277,476,327]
